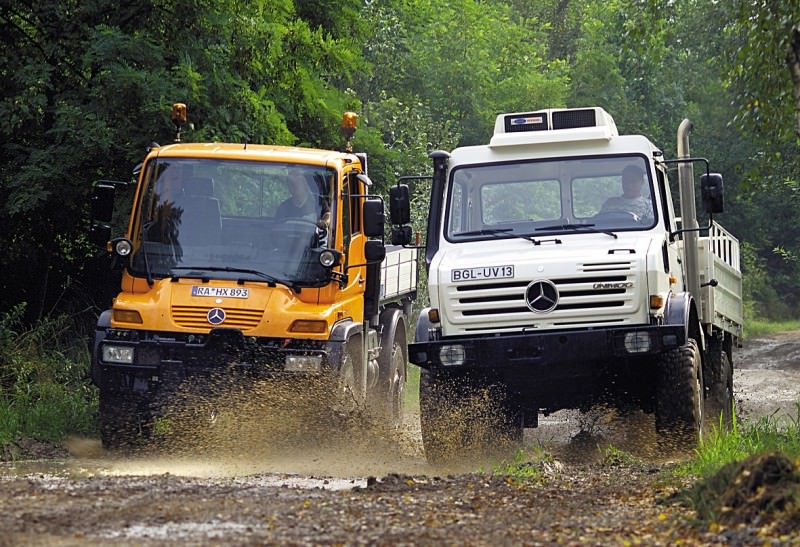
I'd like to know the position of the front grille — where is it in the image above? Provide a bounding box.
[446,260,637,331]
[171,305,263,331]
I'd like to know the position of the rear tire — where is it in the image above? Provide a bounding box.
[386,334,406,427]
[655,338,704,451]
[706,349,734,431]
[374,326,406,428]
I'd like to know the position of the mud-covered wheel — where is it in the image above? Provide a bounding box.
[655,338,704,451]
[336,339,363,412]
[386,335,406,427]
[419,369,522,464]
[419,368,458,464]
[99,391,149,450]
[706,349,734,430]
[375,327,406,428]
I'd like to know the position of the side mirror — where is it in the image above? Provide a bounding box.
[389,184,411,225]
[89,223,112,249]
[391,226,412,246]
[364,239,386,262]
[700,173,724,214]
[91,183,116,223]
[363,199,384,238]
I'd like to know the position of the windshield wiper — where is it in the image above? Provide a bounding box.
[169,266,299,291]
[536,223,618,239]
[454,228,546,245]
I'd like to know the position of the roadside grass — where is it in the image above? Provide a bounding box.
[684,404,800,480]
[600,444,644,467]
[744,318,800,339]
[0,305,97,448]
[491,443,556,481]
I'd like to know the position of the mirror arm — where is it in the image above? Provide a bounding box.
[669,214,714,243]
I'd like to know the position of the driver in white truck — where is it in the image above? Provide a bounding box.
[600,164,653,223]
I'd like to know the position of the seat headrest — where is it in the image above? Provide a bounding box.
[186,177,215,196]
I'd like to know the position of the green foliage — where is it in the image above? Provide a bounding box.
[0,305,96,445]
[360,0,568,149]
[0,0,366,323]
[724,0,800,144]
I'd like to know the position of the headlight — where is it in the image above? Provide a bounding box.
[438,344,466,366]
[319,250,338,267]
[623,332,651,353]
[101,344,134,364]
[114,238,133,257]
[285,355,323,372]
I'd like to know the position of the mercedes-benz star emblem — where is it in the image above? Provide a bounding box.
[207,307,226,325]
[525,280,559,313]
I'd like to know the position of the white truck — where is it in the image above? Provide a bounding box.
[389,107,742,461]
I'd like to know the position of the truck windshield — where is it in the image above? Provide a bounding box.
[446,155,656,241]
[130,158,336,286]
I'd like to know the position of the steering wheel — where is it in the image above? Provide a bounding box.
[276,217,321,231]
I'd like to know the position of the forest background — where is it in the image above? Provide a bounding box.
[1,0,799,331]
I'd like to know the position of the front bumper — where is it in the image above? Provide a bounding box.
[408,324,686,370]
[92,327,345,388]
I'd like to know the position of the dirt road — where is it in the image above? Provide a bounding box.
[1,333,799,546]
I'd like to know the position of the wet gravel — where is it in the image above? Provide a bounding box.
[0,461,705,546]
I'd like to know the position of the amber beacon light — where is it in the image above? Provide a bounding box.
[341,111,358,152]
[171,102,188,142]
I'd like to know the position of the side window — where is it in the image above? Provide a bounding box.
[341,172,363,251]
[448,183,465,233]
[348,173,361,235]
[656,166,672,227]
[342,175,352,248]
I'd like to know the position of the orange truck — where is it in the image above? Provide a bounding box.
[88,104,417,448]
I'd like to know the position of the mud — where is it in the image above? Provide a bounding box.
[1,332,799,545]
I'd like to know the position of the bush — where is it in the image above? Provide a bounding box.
[0,304,97,445]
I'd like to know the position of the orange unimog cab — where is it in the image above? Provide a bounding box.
[89,104,417,448]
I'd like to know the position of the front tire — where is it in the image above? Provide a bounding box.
[99,391,150,450]
[419,369,522,464]
[336,338,363,414]
[655,338,704,451]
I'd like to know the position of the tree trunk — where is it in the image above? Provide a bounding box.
[787,25,800,140]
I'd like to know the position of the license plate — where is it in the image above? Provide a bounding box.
[191,286,250,298]
[451,265,514,282]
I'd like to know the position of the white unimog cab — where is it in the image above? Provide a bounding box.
[389,107,743,462]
